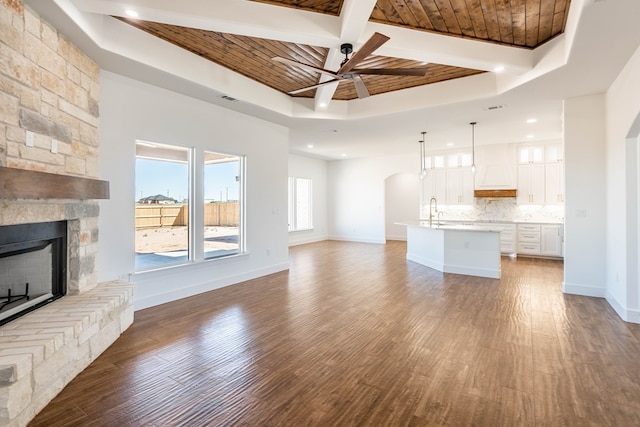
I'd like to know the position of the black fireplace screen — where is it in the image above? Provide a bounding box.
[0,221,67,326]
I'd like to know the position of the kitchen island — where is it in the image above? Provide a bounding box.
[399,221,503,279]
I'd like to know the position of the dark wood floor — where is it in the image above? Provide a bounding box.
[31,241,640,426]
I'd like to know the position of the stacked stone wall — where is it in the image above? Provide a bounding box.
[0,2,133,426]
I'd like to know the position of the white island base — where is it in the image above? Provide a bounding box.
[402,221,502,279]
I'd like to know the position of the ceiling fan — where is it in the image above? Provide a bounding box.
[272,32,428,99]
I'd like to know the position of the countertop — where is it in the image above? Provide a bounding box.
[398,220,504,233]
[431,219,564,226]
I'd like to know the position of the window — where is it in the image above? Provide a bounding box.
[288,177,312,231]
[135,141,245,271]
[204,151,242,259]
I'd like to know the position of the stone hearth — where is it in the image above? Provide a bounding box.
[0,281,133,427]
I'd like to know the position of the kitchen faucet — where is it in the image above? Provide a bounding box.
[429,197,438,226]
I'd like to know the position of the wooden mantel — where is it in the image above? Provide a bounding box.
[0,166,109,200]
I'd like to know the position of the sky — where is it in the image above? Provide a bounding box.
[135,158,240,203]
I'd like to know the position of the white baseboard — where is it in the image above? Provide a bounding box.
[563,282,640,324]
[444,264,501,279]
[288,236,328,246]
[407,254,500,279]
[327,236,386,244]
[562,281,607,297]
[407,253,444,272]
[385,235,407,241]
[134,262,290,310]
[605,290,640,324]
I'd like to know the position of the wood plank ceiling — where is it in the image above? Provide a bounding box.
[119,0,571,101]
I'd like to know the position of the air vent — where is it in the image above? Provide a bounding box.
[220,95,238,102]
[484,104,505,111]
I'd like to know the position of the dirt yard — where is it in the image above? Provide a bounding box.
[135,226,238,253]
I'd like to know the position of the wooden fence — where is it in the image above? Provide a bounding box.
[135,203,239,229]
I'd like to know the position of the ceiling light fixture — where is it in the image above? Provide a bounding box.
[307,144,314,148]
[419,131,427,180]
[470,122,477,174]
[125,9,139,18]
[526,118,537,124]
[526,134,534,139]
[493,65,505,73]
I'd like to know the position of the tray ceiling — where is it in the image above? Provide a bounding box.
[118,0,571,101]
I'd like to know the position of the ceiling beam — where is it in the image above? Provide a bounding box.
[72,0,341,47]
[314,0,379,110]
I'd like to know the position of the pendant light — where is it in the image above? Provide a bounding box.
[419,131,427,179]
[470,122,477,174]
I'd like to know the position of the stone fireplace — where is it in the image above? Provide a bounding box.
[0,200,134,427]
[0,2,133,426]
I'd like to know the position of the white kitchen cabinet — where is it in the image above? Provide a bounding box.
[517,223,563,258]
[546,143,564,163]
[545,162,565,205]
[517,223,541,255]
[422,168,447,205]
[446,168,474,204]
[519,145,545,164]
[447,152,472,168]
[498,223,516,254]
[517,164,545,205]
[541,224,563,257]
[425,154,446,169]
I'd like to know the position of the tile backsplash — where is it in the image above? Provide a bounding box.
[422,198,565,223]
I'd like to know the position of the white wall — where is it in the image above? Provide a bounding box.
[605,44,640,323]
[328,152,416,243]
[563,94,607,297]
[385,173,420,240]
[288,154,329,246]
[98,71,290,310]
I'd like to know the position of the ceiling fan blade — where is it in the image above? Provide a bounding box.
[288,78,341,95]
[338,32,390,75]
[352,68,428,76]
[353,75,370,99]
[272,57,337,78]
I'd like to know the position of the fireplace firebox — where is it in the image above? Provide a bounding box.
[0,221,67,326]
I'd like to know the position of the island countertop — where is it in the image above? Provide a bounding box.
[397,220,505,233]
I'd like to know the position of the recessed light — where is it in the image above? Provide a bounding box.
[125,9,139,18]
[493,65,505,73]
[526,134,534,139]
[446,142,454,147]
[526,118,537,124]
[318,103,327,109]
[307,144,314,148]
[341,153,347,157]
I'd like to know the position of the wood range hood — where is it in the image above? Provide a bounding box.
[474,189,517,198]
